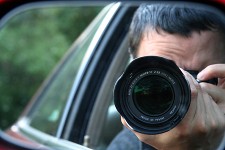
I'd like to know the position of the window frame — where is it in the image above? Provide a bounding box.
[6,2,117,150]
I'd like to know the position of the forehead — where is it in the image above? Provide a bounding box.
[141,29,220,52]
[137,30,225,70]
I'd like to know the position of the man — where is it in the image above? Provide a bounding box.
[108,3,225,150]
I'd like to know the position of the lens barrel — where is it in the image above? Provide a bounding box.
[114,56,191,134]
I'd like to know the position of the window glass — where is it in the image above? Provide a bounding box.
[27,6,106,136]
[0,5,103,133]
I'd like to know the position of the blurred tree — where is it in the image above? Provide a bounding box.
[0,6,101,129]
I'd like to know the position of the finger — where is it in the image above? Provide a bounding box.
[180,68,200,90]
[199,82,225,139]
[179,69,202,123]
[208,97,225,142]
[210,99,225,124]
[200,82,225,113]
[204,95,225,146]
[121,117,129,128]
[202,92,216,128]
[218,78,225,89]
[121,116,136,132]
[200,82,225,104]
[197,64,225,81]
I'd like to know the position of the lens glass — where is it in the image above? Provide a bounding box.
[133,75,174,116]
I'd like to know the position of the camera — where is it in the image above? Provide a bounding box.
[114,56,217,134]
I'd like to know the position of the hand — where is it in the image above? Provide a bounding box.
[197,64,225,116]
[121,68,225,150]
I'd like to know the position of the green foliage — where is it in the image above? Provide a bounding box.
[0,6,101,129]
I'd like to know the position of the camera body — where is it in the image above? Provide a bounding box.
[114,56,216,134]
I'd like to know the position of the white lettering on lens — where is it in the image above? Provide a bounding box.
[154,71,160,74]
[169,105,177,114]
[155,117,164,121]
[141,115,149,121]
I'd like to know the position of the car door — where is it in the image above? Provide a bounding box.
[1,1,225,150]
[0,1,124,150]
[15,2,132,150]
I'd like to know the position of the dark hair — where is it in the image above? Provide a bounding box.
[129,3,225,57]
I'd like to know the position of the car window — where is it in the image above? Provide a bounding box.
[0,4,106,137]
[25,6,106,136]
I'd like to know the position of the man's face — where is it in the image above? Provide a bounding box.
[136,29,225,71]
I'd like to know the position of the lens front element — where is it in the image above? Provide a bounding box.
[133,76,174,116]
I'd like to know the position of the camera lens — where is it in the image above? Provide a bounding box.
[133,76,174,116]
[114,56,191,134]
